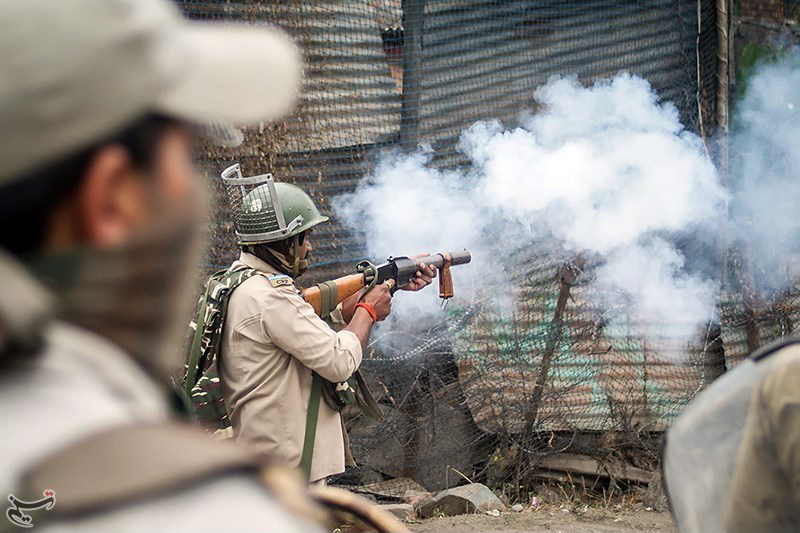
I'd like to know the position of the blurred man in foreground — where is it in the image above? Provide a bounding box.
[725,343,800,532]
[0,0,344,530]
[663,336,800,533]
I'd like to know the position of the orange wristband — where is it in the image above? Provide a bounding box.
[354,302,378,323]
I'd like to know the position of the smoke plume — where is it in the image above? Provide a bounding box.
[336,73,730,351]
[730,51,800,289]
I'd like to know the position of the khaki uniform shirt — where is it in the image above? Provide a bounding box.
[725,345,800,533]
[219,252,362,482]
[0,255,319,532]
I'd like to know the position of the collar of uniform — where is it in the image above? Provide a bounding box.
[237,251,288,278]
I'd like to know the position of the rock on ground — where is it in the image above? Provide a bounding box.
[418,483,505,518]
[404,489,435,509]
[379,503,415,521]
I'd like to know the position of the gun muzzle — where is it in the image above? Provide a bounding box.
[390,250,471,299]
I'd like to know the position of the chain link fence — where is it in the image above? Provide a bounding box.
[738,0,800,23]
[174,0,799,502]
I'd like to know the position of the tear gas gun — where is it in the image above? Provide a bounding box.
[302,250,472,317]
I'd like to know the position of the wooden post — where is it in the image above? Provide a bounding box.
[525,257,585,432]
[400,0,424,151]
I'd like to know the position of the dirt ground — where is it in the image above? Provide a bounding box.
[407,504,675,533]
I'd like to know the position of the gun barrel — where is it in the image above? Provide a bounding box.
[413,250,472,269]
[384,250,472,289]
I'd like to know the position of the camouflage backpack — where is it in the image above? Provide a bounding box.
[183,265,261,435]
[183,265,383,437]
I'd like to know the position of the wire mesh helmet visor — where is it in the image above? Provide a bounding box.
[221,163,311,245]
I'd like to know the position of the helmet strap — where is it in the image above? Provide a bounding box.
[246,238,307,278]
[291,234,301,279]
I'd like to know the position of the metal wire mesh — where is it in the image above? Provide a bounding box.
[232,187,277,241]
[169,0,787,499]
[220,165,286,244]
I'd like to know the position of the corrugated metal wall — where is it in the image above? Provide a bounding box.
[417,0,716,167]
[451,248,709,435]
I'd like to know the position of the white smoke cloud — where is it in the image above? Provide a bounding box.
[730,51,800,288]
[336,73,726,351]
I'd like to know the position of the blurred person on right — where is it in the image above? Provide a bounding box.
[663,336,800,533]
[724,342,800,533]
[0,0,404,532]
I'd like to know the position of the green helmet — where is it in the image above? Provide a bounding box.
[222,163,328,245]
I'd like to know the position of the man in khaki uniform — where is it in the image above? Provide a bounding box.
[725,344,800,533]
[0,0,336,531]
[217,171,435,483]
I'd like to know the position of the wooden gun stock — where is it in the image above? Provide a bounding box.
[301,274,365,317]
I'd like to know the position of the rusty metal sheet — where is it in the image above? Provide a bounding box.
[179,1,401,153]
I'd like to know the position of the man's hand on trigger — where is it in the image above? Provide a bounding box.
[360,282,392,321]
[344,281,392,351]
[400,253,437,292]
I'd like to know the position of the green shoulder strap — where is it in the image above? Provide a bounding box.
[317,280,339,319]
[300,371,323,482]
[185,280,213,398]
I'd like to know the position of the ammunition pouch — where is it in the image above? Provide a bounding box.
[317,307,382,422]
[321,371,382,422]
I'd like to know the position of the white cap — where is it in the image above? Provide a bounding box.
[0,0,302,184]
